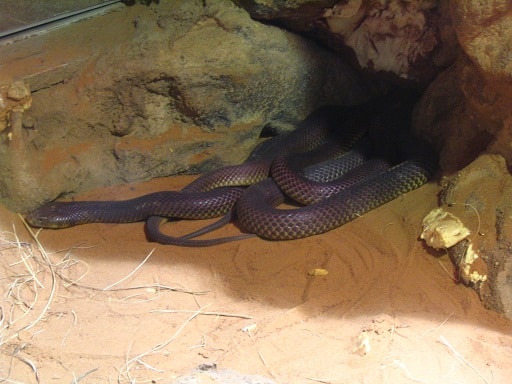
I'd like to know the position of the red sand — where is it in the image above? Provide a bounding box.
[1,176,511,383]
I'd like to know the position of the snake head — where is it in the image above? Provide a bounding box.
[25,202,77,229]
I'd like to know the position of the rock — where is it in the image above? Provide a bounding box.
[420,207,470,249]
[0,81,32,134]
[426,154,512,319]
[410,1,512,319]
[0,0,373,212]
[236,0,459,83]
[233,0,338,21]
[414,1,512,172]
[171,363,276,384]
[451,0,512,76]
[323,0,454,82]
[413,59,495,172]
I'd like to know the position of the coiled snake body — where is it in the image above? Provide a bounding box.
[25,95,438,245]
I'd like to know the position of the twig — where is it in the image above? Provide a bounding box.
[71,367,98,383]
[134,358,162,373]
[438,335,490,384]
[57,257,91,288]
[61,310,78,346]
[437,259,457,282]
[422,312,453,337]
[118,305,209,381]
[11,226,43,288]
[12,345,40,384]
[13,215,57,338]
[57,271,208,295]
[257,350,280,382]
[306,377,340,383]
[151,309,252,319]
[50,251,208,296]
[102,249,155,291]
[449,202,482,238]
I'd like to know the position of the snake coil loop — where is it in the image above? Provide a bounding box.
[25,93,438,246]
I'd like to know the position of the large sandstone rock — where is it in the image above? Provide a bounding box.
[415,1,512,171]
[414,1,512,319]
[451,0,512,77]
[431,154,512,319]
[236,0,458,83]
[0,0,372,212]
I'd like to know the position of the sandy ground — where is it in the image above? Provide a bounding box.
[1,176,512,384]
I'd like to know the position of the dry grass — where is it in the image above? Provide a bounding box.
[0,221,54,383]
[0,217,214,383]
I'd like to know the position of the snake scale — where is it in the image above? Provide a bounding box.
[25,93,438,245]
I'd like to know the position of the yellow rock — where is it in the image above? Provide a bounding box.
[308,268,329,276]
[420,208,470,249]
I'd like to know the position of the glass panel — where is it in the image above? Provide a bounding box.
[0,0,120,38]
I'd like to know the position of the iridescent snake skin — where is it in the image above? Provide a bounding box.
[25,95,438,245]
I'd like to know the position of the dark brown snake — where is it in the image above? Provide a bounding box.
[25,94,438,245]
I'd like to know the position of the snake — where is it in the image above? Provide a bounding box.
[25,93,438,245]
